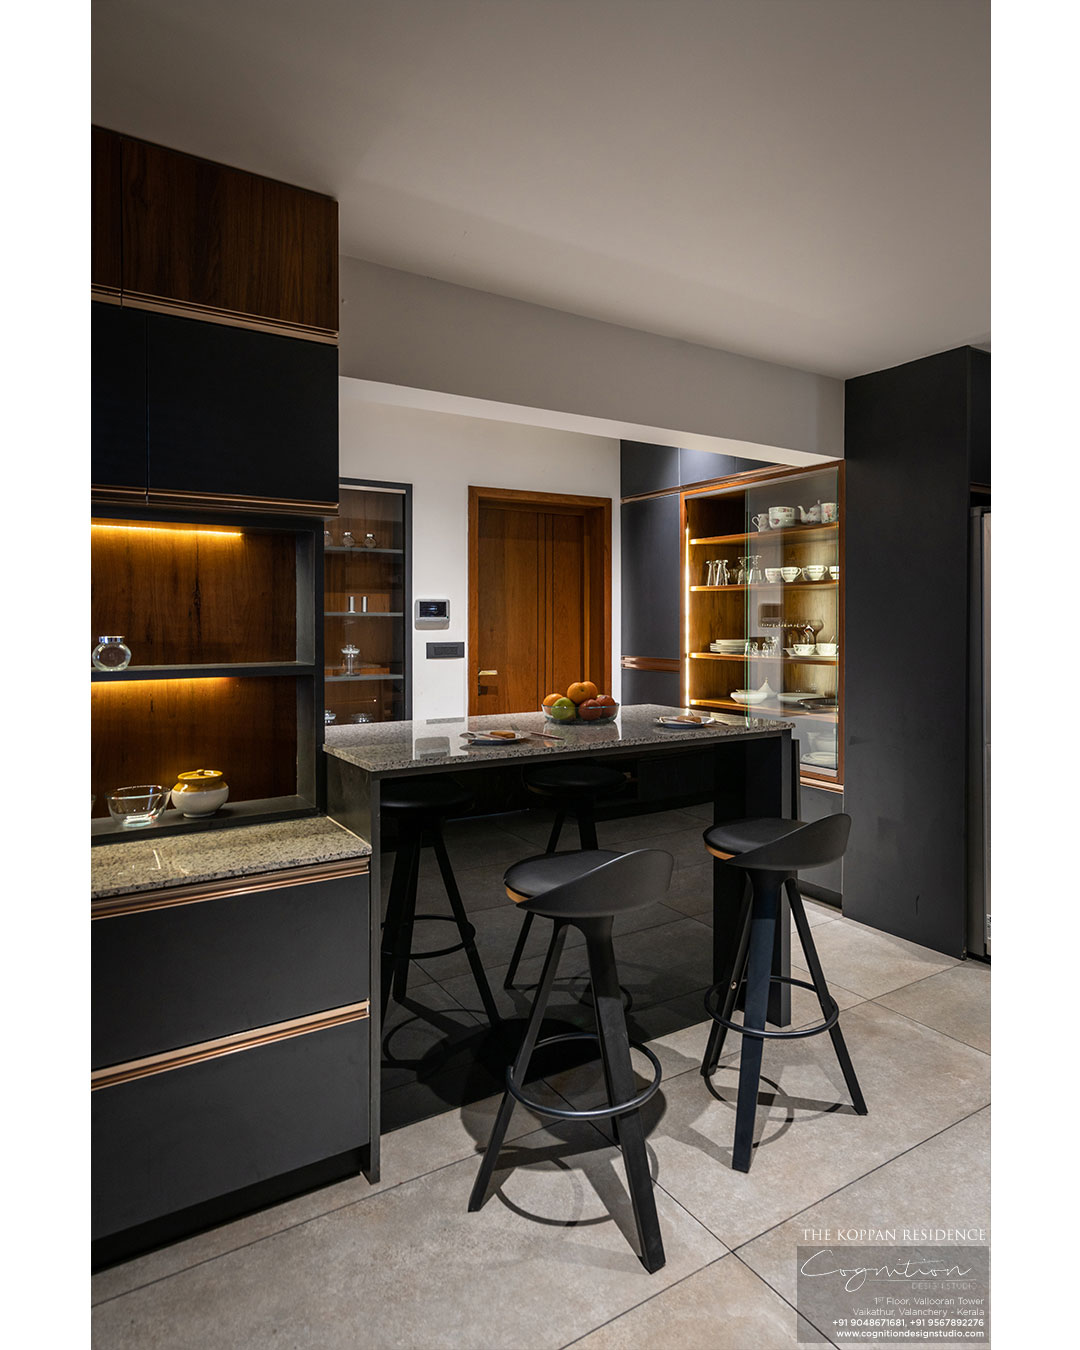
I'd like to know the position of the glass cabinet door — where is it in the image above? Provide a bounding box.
[684,464,842,783]
[323,484,409,725]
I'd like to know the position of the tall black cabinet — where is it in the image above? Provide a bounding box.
[844,346,990,957]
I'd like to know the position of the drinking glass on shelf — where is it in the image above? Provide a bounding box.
[735,555,750,584]
[342,644,360,675]
[747,555,764,583]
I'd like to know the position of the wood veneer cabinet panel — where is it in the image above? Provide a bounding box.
[121,136,338,334]
[91,520,297,665]
[90,676,297,814]
[92,127,122,295]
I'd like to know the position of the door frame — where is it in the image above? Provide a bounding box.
[467,486,612,715]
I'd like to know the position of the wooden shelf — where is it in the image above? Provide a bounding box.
[91,795,316,842]
[323,611,403,618]
[689,522,839,546]
[323,546,402,555]
[690,581,838,593]
[91,662,315,682]
[690,697,839,722]
[325,673,404,683]
[689,651,838,665]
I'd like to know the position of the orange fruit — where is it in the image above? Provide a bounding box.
[567,680,597,704]
[542,692,561,707]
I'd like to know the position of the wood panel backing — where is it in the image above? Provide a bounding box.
[334,488,405,551]
[91,677,298,814]
[91,521,297,665]
[120,136,338,334]
[92,127,122,294]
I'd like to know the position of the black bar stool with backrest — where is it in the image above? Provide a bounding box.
[700,813,867,1172]
[380,776,501,1028]
[469,847,674,1273]
[503,761,626,989]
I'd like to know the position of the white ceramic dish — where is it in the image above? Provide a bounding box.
[815,643,838,657]
[731,689,768,705]
[778,691,814,703]
[791,645,817,656]
[803,750,838,767]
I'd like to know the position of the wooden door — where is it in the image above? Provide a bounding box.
[469,488,611,716]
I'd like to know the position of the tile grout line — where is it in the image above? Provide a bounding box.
[863,997,990,1056]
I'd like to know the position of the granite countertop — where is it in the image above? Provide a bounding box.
[324,703,793,775]
[91,816,372,901]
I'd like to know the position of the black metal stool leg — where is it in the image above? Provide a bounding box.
[731,878,779,1173]
[431,827,502,1027]
[702,893,753,1076]
[391,835,423,1004]
[575,800,599,851]
[381,835,420,1019]
[786,879,868,1115]
[584,921,665,1273]
[503,911,536,989]
[469,923,569,1211]
[545,811,566,854]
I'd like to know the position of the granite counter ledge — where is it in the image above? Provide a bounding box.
[91,816,371,901]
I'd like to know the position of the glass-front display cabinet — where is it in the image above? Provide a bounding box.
[323,480,411,726]
[682,462,843,784]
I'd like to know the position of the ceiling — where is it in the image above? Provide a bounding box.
[91,0,989,380]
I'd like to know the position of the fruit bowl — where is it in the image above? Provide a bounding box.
[542,701,619,723]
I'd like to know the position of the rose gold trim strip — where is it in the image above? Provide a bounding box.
[91,484,148,505]
[121,292,338,344]
[92,857,371,919]
[145,488,338,517]
[91,286,122,305]
[800,774,844,795]
[92,1001,370,1090]
[620,656,681,672]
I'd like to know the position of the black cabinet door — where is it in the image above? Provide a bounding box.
[91,302,147,497]
[147,314,339,508]
[621,494,681,658]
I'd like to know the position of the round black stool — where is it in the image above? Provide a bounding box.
[469,847,674,1274]
[380,776,500,1028]
[503,761,626,989]
[700,813,867,1173]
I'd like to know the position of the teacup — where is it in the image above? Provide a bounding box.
[821,502,838,523]
[751,513,771,532]
[764,567,783,582]
[815,642,838,657]
[768,506,796,528]
[779,566,801,582]
[792,643,816,656]
[828,565,840,581]
[802,565,827,581]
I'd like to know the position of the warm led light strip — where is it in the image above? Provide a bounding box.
[91,524,243,538]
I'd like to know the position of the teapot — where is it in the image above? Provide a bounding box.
[795,503,822,524]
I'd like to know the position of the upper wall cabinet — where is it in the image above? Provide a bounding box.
[92,127,339,340]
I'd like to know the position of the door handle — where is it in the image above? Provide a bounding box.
[478,670,499,677]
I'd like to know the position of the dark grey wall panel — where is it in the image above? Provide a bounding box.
[92,874,370,1067]
[621,441,680,497]
[620,667,681,708]
[795,782,844,897]
[620,495,681,659]
[844,347,984,957]
[678,447,772,485]
[968,348,991,486]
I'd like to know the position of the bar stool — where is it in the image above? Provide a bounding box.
[503,761,626,989]
[469,847,674,1273]
[380,776,501,1028]
[700,814,867,1173]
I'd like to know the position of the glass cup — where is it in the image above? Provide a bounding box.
[106,785,169,827]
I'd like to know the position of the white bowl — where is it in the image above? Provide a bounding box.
[780,567,801,582]
[815,643,838,657]
[764,568,783,583]
[802,566,827,581]
[791,644,816,656]
[731,688,768,704]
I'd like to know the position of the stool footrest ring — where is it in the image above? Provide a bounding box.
[380,913,476,962]
[505,1032,662,1121]
[704,974,839,1041]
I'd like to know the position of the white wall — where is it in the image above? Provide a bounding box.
[339,379,622,720]
[339,257,845,461]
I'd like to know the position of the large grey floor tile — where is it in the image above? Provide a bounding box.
[638,1002,990,1249]
[572,1252,800,1348]
[787,919,958,998]
[381,980,482,1094]
[874,960,990,1053]
[659,860,712,917]
[91,1088,556,1304]
[92,1121,726,1350]
[739,1107,990,1348]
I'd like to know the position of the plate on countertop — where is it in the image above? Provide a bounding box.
[460,730,532,745]
[655,715,720,728]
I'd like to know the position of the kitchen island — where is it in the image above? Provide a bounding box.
[325,703,796,1180]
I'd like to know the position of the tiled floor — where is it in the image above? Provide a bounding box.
[91,805,990,1349]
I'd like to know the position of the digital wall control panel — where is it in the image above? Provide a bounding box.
[414,598,450,629]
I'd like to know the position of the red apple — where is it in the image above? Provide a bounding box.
[578,698,605,721]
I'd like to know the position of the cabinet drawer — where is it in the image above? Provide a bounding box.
[92,872,369,1068]
[92,1015,369,1239]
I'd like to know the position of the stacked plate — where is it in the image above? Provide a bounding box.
[710,639,746,654]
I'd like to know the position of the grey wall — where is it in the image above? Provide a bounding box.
[338,258,844,459]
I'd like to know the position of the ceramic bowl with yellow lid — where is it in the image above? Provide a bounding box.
[171,769,229,817]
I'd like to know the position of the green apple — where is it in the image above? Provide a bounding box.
[549,696,577,721]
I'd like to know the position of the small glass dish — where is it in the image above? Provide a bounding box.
[107,784,169,827]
